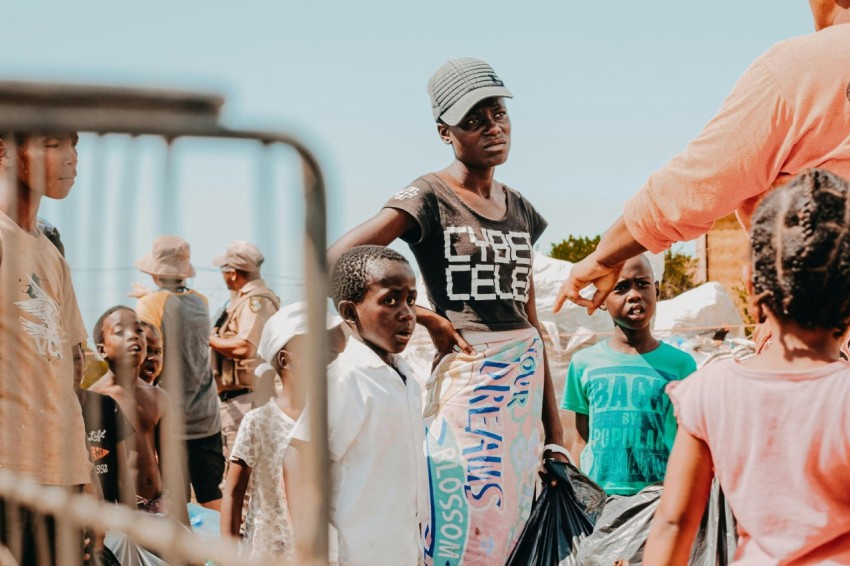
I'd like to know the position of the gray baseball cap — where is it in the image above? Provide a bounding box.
[427,58,513,126]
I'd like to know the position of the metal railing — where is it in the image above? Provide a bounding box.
[0,80,330,565]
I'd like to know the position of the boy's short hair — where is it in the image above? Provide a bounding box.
[331,245,410,306]
[93,305,136,346]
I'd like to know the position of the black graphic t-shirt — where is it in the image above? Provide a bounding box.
[383,173,547,331]
[81,392,133,503]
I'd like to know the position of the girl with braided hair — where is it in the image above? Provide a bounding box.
[644,169,850,565]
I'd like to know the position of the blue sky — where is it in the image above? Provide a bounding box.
[2,1,814,328]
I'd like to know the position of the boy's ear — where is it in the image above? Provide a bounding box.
[337,300,358,326]
[655,281,660,299]
[96,343,106,359]
[276,349,287,370]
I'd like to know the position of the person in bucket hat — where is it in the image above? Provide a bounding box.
[209,240,280,469]
[135,235,196,279]
[135,235,225,511]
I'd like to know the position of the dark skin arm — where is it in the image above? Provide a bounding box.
[209,335,255,360]
[569,413,589,466]
[524,277,566,456]
[221,459,252,538]
[644,427,714,565]
[328,208,474,356]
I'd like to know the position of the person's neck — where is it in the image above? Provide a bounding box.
[814,5,850,29]
[746,315,842,370]
[0,182,41,233]
[279,370,305,407]
[352,334,392,366]
[442,161,496,198]
[608,324,659,354]
[159,281,186,292]
[109,365,140,390]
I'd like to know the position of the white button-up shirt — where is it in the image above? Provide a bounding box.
[324,337,427,566]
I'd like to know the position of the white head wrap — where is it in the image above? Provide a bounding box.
[254,301,343,377]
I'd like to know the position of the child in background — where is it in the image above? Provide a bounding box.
[645,169,850,564]
[321,245,427,566]
[79,388,134,506]
[562,254,696,495]
[89,306,187,524]
[139,321,164,385]
[221,301,345,560]
[0,132,93,564]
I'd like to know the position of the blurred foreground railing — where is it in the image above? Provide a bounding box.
[0,80,330,565]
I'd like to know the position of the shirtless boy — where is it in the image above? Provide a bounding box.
[90,306,188,523]
[139,321,164,385]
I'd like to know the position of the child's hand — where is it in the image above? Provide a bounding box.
[128,281,152,299]
[419,310,476,358]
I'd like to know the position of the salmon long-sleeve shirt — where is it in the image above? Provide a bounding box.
[624,23,850,253]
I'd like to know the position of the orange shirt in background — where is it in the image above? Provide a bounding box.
[624,24,850,252]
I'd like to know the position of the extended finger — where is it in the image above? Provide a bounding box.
[454,333,477,355]
[590,289,611,312]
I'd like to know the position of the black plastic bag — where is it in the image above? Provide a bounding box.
[562,461,607,525]
[506,459,603,566]
[576,480,737,566]
[688,479,738,565]
[576,484,662,566]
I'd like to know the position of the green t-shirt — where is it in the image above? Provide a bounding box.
[561,340,696,495]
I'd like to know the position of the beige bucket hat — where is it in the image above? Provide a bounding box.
[135,235,196,279]
[212,240,264,273]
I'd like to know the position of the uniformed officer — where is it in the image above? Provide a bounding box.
[209,240,280,460]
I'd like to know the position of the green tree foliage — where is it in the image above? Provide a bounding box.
[659,249,697,300]
[548,234,601,264]
[548,235,697,299]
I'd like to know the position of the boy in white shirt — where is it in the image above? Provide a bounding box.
[325,245,427,566]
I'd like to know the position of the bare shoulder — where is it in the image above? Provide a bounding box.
[88,374,117,394]
[137,380,170,417]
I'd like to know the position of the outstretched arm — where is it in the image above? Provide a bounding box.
[328,208,474,355]
[327,208,416,266]
[644,427,714,565]
[553,217,646,314]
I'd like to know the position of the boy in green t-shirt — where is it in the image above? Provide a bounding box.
[561,255,696,495]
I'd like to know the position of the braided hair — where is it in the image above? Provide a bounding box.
[331,245,410,306]
[750,168,850,331]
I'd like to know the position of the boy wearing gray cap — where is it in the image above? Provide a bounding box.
[209,240,280,462]
[328,58,567,564]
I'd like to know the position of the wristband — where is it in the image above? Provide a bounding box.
[543,443,570,458]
